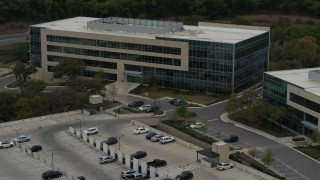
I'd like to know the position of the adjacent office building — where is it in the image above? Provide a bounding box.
[263,68,320,134]
[30,17,269,94]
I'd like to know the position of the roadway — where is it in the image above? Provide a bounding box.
[0,33,27,45]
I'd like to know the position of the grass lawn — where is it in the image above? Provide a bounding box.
[129,85,228,105]
[295,146,320,161]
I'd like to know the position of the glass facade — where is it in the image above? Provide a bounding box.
[47,65,117,81]
[47,45,181,66]
[263,73,319,134]
[234,33,269,92]
[29,26,42,67]
[47,35,181,55]
[47,55,117,70]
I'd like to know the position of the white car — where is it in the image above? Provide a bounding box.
[133,127,149,135]
[217,162,234,171]
[84,127,99,135]
[138,104,151,112]
[190,122,204,129]
[159,136,175,144]
[14,135,31,143]
[0,141,14,149]
[99,155,116,164]
[121,169,136,178]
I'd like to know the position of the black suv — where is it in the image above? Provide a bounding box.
[102,137,118,145]
[131,151,147,159]
[29,145,42,152]
[128,101,144,108]
[42,170,62,179]
[175,171,193,180]
[223,135,239,143]
[147,159,167,167]
[146,132,157,140]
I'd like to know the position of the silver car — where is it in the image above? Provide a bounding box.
[151,134,164,142]
[14,135,31,143]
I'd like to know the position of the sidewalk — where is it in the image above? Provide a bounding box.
[220,113,294,148]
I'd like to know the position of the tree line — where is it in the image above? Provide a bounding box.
[1,0,320,23]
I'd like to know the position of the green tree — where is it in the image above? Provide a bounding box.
[14,42,29,62]
[20,79,46,93]
[173,102,189,121]
[0,92,17,122]
[199,117,208,134]
[66,79,104,94]
[248,146,258,159]
[261,149,275,168]
[94,70,108,82]
[148,73,158,91]
[107,84,118,102]
[53,58,86,81]
[309,130,320,146]
[13,63,37,83]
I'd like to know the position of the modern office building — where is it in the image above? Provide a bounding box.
[30,17,269,94]
[263,68,320,135]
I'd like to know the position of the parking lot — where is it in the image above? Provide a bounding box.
[0,112,266,180]
[0,145,68,180]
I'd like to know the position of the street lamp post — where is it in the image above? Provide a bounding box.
[77,118,83,137]
[12,129,22,144]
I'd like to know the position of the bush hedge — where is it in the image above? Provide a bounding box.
[162,120,216,144]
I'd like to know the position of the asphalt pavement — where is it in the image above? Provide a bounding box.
[0,33,27,45]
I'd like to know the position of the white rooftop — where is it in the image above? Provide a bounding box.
[265,67,320,96]
[32,17,267,44]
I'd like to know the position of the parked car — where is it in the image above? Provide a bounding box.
[14,135,31,143]
[151,134,164,142]
[101,137,118,145]
[76,176,86,180]
[83,127,98,135]
[175,171,193,180]
[42,170,63,179]
[149,106,160,112]
[159,136,175,144]
[171,99,186,106]
[29,145,42,152]
[216,162,234,171]
[147,159,167,167]
[223,135,239,143]
[169,99,177,105]
[128,101,144,108]
[131,151,147,159]
[146,132,158,140]
[0,141,14,149]
[124,173,143,180]
[121,169,136,178]
[100,155,116,164]
[138,104,152,112]
[133,127,149,135]
[189,122,204,129]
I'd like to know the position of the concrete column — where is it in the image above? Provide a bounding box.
[117,150,123,164]
[68,127,75,134]
[150,167,156,178]
[103,143,109,154]
[75,129,80,136]
[125,154,131,168]
[82,133,87,141]
[89,137,94,146]
[133,158,139,172]
[141,162,147,175]
[96,139,101,151]
[110,147,115,157]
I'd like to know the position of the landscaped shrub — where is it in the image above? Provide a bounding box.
[292,137,305,142]
[162,120,216,144]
